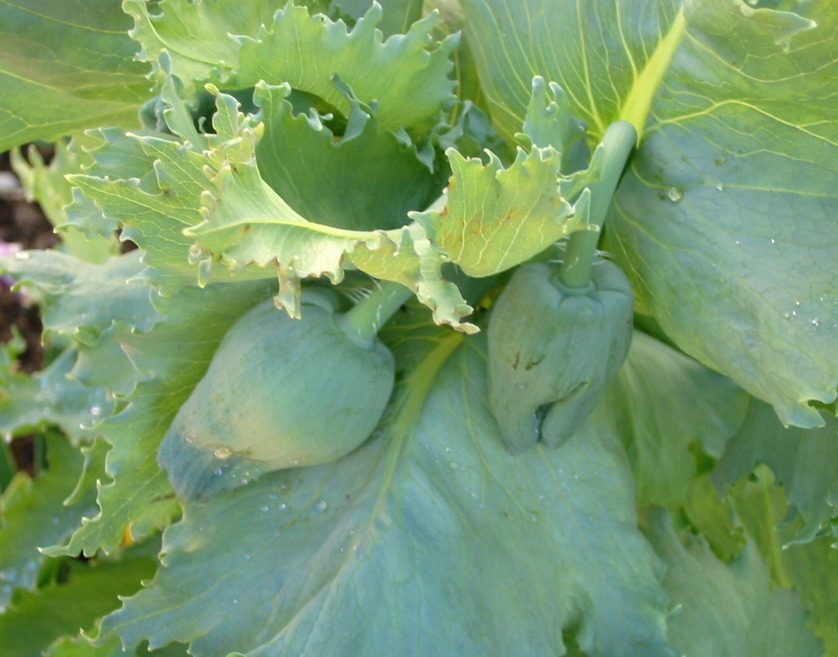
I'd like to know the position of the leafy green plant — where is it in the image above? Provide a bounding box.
[0,0,835,656]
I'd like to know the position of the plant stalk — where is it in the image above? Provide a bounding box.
[557,121,637,289]
[336,280,414,348]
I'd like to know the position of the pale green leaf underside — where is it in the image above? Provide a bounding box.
[0,0,150,152]
[644,508,823,657]
[460,0,684,142]
[10,139,117,264]
[254,83,441,232]
[102,319,674,657]
[610,0,837,426]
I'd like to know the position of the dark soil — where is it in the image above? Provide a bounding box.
[0,150,56,374]
[1,150,57,474]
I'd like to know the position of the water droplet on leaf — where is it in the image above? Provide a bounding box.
[665,187,683,202]
[213,446,232,459]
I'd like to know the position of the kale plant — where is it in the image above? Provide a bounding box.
[0,1,836,656]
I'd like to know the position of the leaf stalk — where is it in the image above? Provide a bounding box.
[557,121,637,289]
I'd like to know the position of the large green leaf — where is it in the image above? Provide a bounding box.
[0,551,157,657]
[461,0,837,426]
[100,315,675,657]
[643,508,823,657]
[0,435,97,611]
[0,0,150,151]
[608,0,837,426]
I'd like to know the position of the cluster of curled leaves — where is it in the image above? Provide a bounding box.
[0,0,836,656]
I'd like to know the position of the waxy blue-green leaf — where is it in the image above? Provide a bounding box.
[0,0,151,152]
[643,508,823,657]
[0,250,160,347]
[0,348,114,445]
[608,0,837,427]
[605,330,748,509]
[0,435,96,611]
[50,277,277,557]
[100,315,675,657]
[713,400,838,543]
[336,0,424,37]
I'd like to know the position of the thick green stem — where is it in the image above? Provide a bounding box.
[557,121,637,289]
[336,280,413,348]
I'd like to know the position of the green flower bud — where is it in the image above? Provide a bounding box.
[159,291,395,500]
[487,258,633,453]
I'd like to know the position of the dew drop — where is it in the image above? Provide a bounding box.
[316,500,328,512]
[213,446,232,459]
[212,468,223,476]
[770,238,776,244]
[735,240,741,246]
[715,184,724,192]
[89,405,103,416]
[811,318,820,327]
[448,461,459,470]
[278,503,288,511]
[260,505,269,513]
[665,187,683,202]
[13,251,31,260]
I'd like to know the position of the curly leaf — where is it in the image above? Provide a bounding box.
[236,3,458,132]
[412,77,602,277]
[49,277,277,557]
[254,83,442,232]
